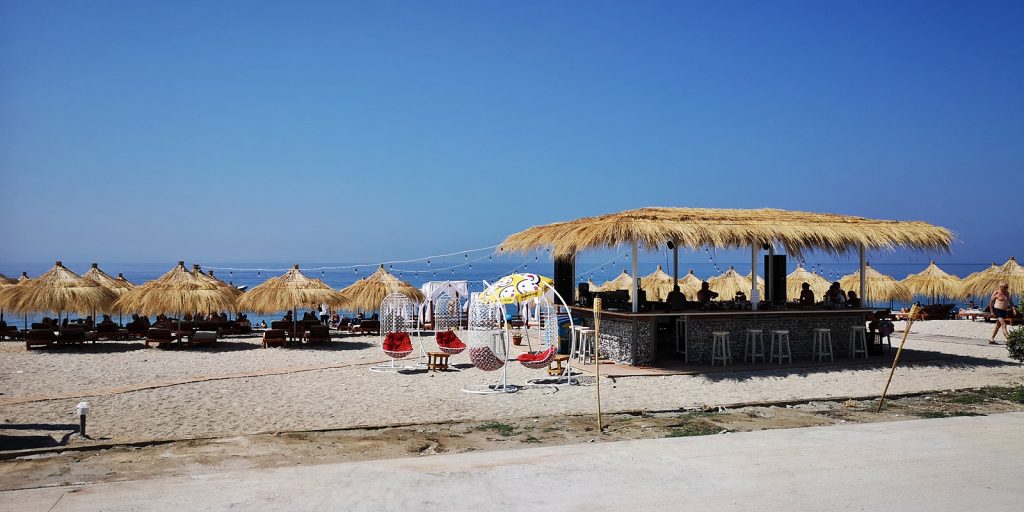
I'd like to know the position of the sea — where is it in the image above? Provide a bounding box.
[0,259,996,328]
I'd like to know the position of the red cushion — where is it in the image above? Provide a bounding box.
[383,332,412,352]
[517,346,555,363]
[436,331,465,349]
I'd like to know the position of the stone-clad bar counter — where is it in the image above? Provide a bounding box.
[568,307,881,366]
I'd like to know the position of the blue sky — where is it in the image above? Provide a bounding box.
[1,0,1021,267]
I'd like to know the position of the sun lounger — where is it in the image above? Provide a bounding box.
[354,320,380,335]
[145,328,175,348]
[263,329,288,348]
[25,329,55,350]
[191,330,218,346]
[57,327,87,345]
[304,325,331,344]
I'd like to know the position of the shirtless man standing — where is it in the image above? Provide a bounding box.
[988,282,1015,344]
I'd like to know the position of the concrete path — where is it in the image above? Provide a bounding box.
[6,413,1023,511]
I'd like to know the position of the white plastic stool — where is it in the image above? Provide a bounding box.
[744,329,766,363]
[812,328,834,362]
[574,327,596,364]
[850,326,868,359]
[770,330,792,364]
[712,331,732,366]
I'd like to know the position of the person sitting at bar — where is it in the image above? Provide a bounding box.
[696,282,719,303]
[799,282,815,307]
[846,290,861,308]
[823,282,847,306]
[666,285,688,311]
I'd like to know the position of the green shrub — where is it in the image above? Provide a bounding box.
[1006,327,1024,363]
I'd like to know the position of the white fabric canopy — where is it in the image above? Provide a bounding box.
[420,280,469,323]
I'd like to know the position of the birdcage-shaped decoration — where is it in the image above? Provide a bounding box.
[370,293,421,372]
[462,298,517,393]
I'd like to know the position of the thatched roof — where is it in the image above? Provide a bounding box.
[113,261,239,315]
[708,267,763,298]
[840,264,912,303]
[786,265,831,300]
[961,257,1024,298]
[337,266,424,312]
[499,207,953,258]
[598,270,633,293]
[238,265,349,313]
[901,261,963,301]
[191,265,243,298]
[0,273,17,285]
[677,269,703,298]
[83,264,134,295]
[640,265,675,301]
[0,261,116,315]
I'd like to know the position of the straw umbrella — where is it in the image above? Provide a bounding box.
[840,264,912,305]
[640,265,676,301]
[676,269,702,299]
[2,262,116,327]
[114,261,239,334]
[83,263,136,324]
[708,267,762,299]
[237,265,349,339]
[962,257,1024,301]
[598,270,633,293]
[901,261,963,303]
[786,265,831,302]
[0,273,17,323]
[338,265,425,312]
[586,278,600,293]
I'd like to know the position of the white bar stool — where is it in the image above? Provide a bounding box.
[812,328,833,362]
[573,326,595,364]
[849,326,868,359]
[770,330,792,364]
[712,331,732,366]
[744,328,766,363]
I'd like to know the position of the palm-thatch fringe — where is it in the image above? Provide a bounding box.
[337,266,424,312]
[238,265,349,313]
[499,207,953,258]
[598,270,633,293]
[676,270,702,299]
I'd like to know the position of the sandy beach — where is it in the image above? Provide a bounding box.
[1,319,1020,447]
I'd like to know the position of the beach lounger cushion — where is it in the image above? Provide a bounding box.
[25,329,56,349]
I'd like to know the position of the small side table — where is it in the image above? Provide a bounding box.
[548,354,569,376]
[427,351,450,371]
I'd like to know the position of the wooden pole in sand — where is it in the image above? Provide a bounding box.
[594,297,602,432]
[877,304,920,412]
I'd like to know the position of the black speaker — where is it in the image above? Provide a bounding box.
[763,255,787,303]
[553,256,575,306]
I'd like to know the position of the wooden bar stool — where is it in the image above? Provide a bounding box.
[744,328,766,363]
[770,330,792,364]
[850,326,868,359]
[712,331,732,366]
[812,328,833,362]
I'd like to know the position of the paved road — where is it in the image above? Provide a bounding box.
[6,413,1023,511]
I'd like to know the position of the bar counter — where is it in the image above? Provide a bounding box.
[568,306,884,366]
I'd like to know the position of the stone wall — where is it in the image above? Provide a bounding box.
[592,317,655,366]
